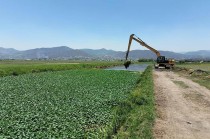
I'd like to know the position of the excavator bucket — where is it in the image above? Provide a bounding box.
[124,61,131,69]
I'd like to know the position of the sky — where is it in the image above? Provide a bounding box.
[0,0,210,52]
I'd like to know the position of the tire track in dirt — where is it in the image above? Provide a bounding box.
[153,70,210,139]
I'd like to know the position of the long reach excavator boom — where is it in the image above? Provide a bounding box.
[124,34,175,69]
[125,34,160,60]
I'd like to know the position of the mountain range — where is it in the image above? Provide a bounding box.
[0,46,210,60]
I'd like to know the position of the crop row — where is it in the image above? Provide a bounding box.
[0,69,140,138]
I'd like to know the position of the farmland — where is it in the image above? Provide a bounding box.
[0,69,140,138]
[0,60,121,77]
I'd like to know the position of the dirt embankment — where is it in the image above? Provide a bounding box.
[153,70,210,139]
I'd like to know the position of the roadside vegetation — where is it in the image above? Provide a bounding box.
[177,62,210,71]
[113,66,155,138]
[0,60,121,77]
[174,62,210,89]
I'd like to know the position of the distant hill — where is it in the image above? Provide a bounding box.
[0,47,19,59]
[184,50,210,59]
[0,47,19,54]
[80,48,123,59]
[0,46,209,60]
[80,48,118,56]
[80,49,189,60]
[0,46,91,59]
[17,46,91,59]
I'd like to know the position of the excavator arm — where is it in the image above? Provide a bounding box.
[124,34,161,68]
[125,34,160,60]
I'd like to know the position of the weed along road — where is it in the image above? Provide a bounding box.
[153,70,210,139]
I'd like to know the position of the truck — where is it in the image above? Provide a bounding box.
[124,34,175,69]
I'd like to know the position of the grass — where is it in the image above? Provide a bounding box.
[191,78,210,89]
[177,62,210,71]
[174,62,210,90]
[113,66,155,139]
[0,60,122,77]
[0,69,140,138]
[173,80,189,89]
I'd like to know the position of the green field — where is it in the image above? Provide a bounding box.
[0,61,155,138]
[0,69,140,138]
[0,60,122,77]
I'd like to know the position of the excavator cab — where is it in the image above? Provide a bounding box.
[157,56,166,63]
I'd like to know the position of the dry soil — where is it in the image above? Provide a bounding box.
[153,70,210,139]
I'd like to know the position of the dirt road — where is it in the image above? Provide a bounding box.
[153,70,210,139]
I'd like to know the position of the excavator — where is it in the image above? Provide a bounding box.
[124,34,175,69]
